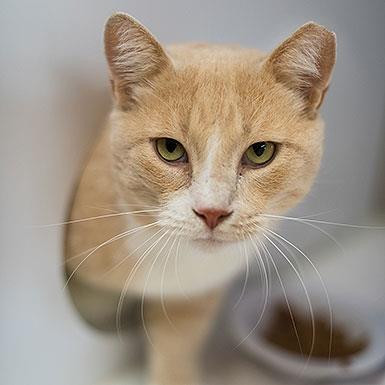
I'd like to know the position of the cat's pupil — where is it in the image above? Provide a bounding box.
[166,139,177,153]
[252,142,266,157]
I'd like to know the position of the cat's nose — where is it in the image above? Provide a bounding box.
[193,207,232,229]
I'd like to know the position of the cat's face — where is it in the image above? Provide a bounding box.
[105,14,336,245]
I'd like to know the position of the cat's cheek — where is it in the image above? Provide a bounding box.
[135,156,190,194]
[264,161,319,213]
[236,161,298,215]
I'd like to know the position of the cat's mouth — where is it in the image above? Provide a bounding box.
[195,236,224,246]
[191,231,237,246]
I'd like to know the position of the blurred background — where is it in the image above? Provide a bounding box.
[1,1,384,384]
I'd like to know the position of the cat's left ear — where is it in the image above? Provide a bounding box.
[264,22,336,118]
[104,13,172,109]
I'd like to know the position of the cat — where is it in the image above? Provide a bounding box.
[65,13,336,385]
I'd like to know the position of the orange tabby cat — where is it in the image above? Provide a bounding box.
[65,13,336,385]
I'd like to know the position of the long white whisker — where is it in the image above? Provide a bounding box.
[273,235,304,275]
[115,229,167,340]
[63,245,99,265]
[262,232,315,362]
[258,215,345,256]
[233,235,250,310]
[63,227,162,268]
[140,230,173,352]
[160,228,182,332]
[85,205,120,214]
[263,225,333,363]
[245,229,271,306]
[174,233,190,300]
[37,209,162,228]
[252,235,270,325]
[63,221,159,289]
[97,203,161,209]
[258,236,306,358]
[234,234,270,348]
[292,219,346,256]
[63,226,164,269]
[259,213,385,230]
[102,227,164,277]
[298,209,338,219]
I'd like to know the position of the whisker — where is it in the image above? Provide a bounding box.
[256,214,346,257]
[259,213,385,230]
[262,225,334,364]
[292,219,346,257]
[258,236,306,359]
[115,228,167,340]
[140,230,174,351]
[174,233,190,300]
[63,227,163,268]
[234,233,270,349]
[246,228,272,306]
[252,235,270,317]
[271,234,304,276]
[63,221,159,289]
[233,234,250,310]
[160,228,182,332]
[103,203,161,208]
[62,245,98,266]
[298,208,338,219]
[37,209,162,228]
[102,227,164,277]
[84,205,120,214]
[64,227,161,268]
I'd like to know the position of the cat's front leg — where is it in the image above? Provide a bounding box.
[144,289,224,385]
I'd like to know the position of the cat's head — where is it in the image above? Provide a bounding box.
[104,13,336,245]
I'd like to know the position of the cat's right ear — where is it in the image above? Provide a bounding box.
[104,13,172,109]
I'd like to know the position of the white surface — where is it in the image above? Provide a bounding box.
[1,1,385,385]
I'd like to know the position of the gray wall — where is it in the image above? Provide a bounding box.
[1,1,385,385]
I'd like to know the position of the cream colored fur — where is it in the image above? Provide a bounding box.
[65,13,336,385]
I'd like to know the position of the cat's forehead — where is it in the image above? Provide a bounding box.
[136,44,305,149]
[187,77,243,136]
[161,48,266,141]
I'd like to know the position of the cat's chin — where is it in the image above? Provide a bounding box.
[194,238,223,246]
[191,234,236,250]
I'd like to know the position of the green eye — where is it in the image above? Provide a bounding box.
[155,138,187,162]
[243,141,276,167]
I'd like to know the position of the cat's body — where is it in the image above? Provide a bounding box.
[65,14,335,385]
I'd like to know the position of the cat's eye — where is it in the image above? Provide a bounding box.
[155,138,187,163]
[243,141,277,167]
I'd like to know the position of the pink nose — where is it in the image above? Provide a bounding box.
[193,208,232,229]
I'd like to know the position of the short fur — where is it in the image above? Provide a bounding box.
[65,13,336,385]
